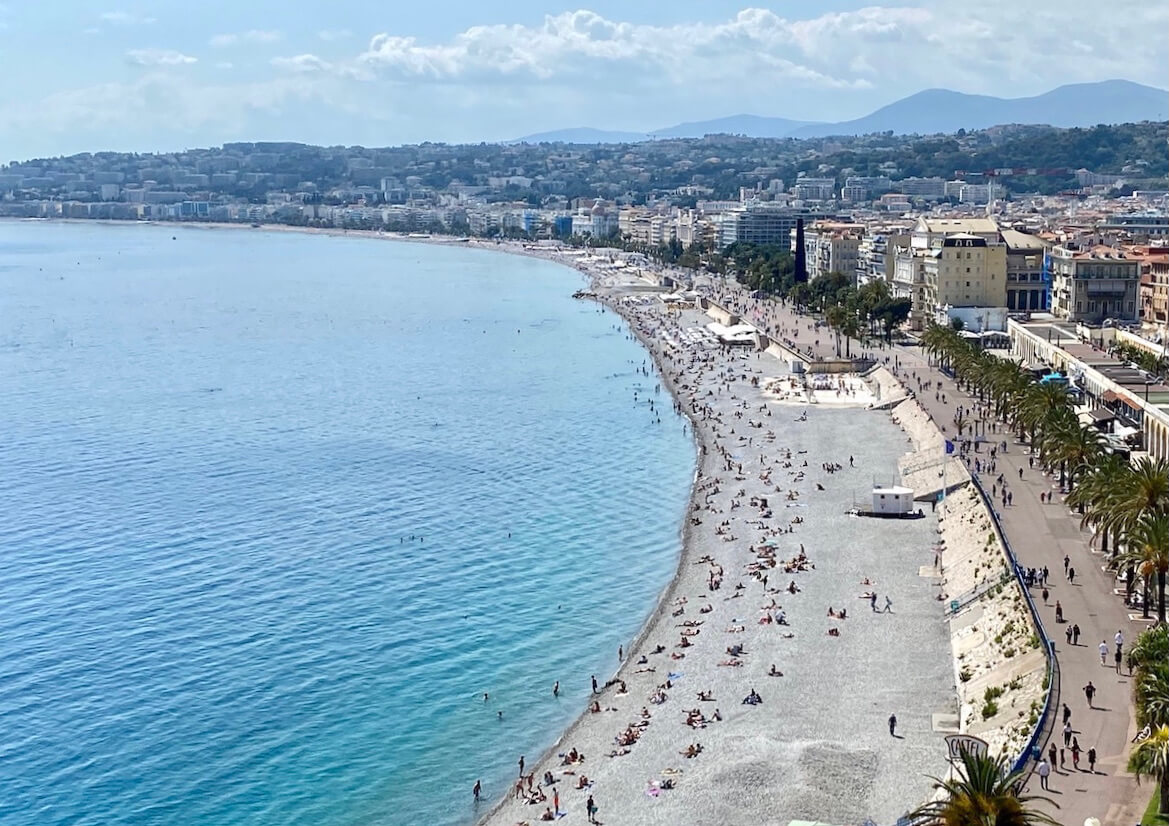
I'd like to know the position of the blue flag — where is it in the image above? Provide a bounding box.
[945,440,955,454]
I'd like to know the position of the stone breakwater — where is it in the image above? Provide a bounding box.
[878,368,1046,761]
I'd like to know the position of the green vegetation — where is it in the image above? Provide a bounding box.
[1113,342,1169,380]
[1144,784,1169,826]
[1130,626,1169,818]
[906,749,1059,825]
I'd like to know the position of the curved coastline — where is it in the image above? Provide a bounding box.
[15,220,956,823]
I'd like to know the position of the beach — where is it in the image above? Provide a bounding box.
[476,264,957,826]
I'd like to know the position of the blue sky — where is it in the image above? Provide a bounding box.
[1,1,1166,160]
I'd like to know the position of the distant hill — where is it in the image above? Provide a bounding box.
[511,127,648,144]
[789,80,1169,138]
[509,80,1168,145]
[649,114,817,139]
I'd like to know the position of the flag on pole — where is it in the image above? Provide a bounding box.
[945,440,955,454]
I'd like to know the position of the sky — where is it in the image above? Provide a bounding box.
[0,0,1166,161]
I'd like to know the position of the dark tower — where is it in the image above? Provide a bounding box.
[793,217,807,283]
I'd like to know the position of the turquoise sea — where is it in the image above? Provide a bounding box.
[0,223,694,826]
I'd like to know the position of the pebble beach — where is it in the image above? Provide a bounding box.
[478,263,956,826]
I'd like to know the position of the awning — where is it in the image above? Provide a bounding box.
[1087,409,1116,422]
[1118,394,1142,410]
[1101,390,1118,402]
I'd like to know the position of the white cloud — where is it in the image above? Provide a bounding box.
[126,48,197,67]
[318,29,352,42]
[101,11,155,25]
[210,30,282,48]
[271,54,332,73]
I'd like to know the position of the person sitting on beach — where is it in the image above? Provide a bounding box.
[699,603,712,614]
[697,690,713,701]
[589,701,601,714]
[680,743,703,758]
[670,651,685,660]
[742,689,762,705]
[726,643,744,657]
[787,581,800,594]
[827,627,840,637]
[541,807,555,821]
[637,654,649,664]
[718,657,743,667]
[768,664,783,676]
[543,771,555,787]
[576,775,590,789]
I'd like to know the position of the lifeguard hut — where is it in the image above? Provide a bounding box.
[864,484,922,518]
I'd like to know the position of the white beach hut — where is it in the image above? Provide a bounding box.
[870,485,915,516]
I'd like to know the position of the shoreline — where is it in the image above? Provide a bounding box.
[14,218,958,823]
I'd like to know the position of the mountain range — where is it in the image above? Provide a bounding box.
[513,80,1169,144]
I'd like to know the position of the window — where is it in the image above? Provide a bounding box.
[966,267,971,273]
[966,281,971,287]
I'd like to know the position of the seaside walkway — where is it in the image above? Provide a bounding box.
[712,284,1146,826]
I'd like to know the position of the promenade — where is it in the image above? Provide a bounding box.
[717,283,1145,826]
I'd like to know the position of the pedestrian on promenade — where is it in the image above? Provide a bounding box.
[1084,681,1096,707]
[1055,601,1063,623]
[1063,555,1070,575]
[1071,738,1081,769]
[1098,640,1109,665]
[889,713,897,736]
[1068,567,1076,584]
[1073,624,1081,645]
[1042,587,1050,604]
[1087,746,1096,773]
[1115,646,1123,673]
[1048,742,1058,770]
[1062,721,1073,746]
[1037,758,1051,790]
[1062,703,1071,725]
[1065,625,1073,646]
[1115,629,1124,652]
[1019,467,1024,480]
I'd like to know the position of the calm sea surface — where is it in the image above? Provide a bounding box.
[0,223,694,826]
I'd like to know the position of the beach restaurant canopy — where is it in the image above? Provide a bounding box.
[706,322,757,346]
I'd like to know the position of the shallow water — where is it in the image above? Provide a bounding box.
[0,223,695,826]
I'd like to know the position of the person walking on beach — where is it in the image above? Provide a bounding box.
[591,675,598,694]
[884,595,893,613]
[888,713,897,736]
[1084,681,1096,708]
[870,592,878,612]
[586,794,598,824]
[518,756,525,776]
[1037,758,1051,790]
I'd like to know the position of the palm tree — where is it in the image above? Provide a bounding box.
[1067,452,1129,556]
[906,749,1059,826]
[1136,662,1169,731]
[1118,513,1169,623]
[1129,724,1169,817]
[1042,418,1105,493]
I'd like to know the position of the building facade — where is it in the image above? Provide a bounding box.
[922,234,1008,324]
[1047,245,1141,324]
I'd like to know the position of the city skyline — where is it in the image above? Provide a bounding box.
[1,1,1167,160]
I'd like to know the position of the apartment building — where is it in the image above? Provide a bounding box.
[717,206,839,251]
[922,234,1008,325]
[897,217,1004,329]
[856,232,909,286]
[1001,229,1050,312]
[789,221,865,281]
[1047,244,1141,324]
[1047,241,1136,322]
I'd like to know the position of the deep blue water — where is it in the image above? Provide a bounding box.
[0,223,694,826]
